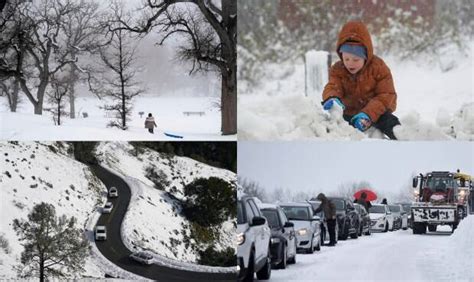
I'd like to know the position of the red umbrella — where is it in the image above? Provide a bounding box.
[353,189,377,201]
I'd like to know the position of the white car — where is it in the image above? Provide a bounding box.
[108,187,118,198]
[369,204,394,232]
[95,226,107,241]
[237,194,271,281]
[102,202,113,213]
[280,202,321,254]
[130,251,154,265]
[388,204,408,230]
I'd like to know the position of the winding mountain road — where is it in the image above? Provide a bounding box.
[90,165,236,281]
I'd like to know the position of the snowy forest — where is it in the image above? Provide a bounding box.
[0,0,237,139]
[238,0,473,140]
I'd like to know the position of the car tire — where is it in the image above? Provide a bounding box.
[243,250,255,282]
[307,236,314,254]
[365,228,371,236]
[340,224,349,240]
[256,248,271,280]
[428,225,437,232]
[288,241,297,264]
[276,245,287,269]
[315,238,321,251]
[383,221,388,232]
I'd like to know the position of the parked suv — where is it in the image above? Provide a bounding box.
[327,197,360,240]
[354,203,371,236]
[259,203,297,269]
[280,202,321,253]
[237,194,271,281]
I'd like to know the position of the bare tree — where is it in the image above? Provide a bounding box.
[61,0,103,118]
[0,77,22,112]
[95,26,144,130]
[46,74,69,125]
[116,0,237,135]
[238,176,267,202]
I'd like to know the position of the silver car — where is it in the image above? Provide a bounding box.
[280,203,321,254]
[102,202,113,213]
[95,226,107,241]
[130,251,154,265]
[108,187,118,198]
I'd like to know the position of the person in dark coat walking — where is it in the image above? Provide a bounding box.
[314,193,337,246]
[144,113,157,134]
[354,192,372,211]
[381,198,388,205]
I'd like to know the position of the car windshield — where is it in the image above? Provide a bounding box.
[369,205,386,214]
[331,199,345,210]
[97,229,105,233]
[140,252,152,259]
[261,209,280,229]
[388,205,400,212]
[401,204,411,211]
[237,201,244,224]
[105,203,112,207]
[281,206,310,220]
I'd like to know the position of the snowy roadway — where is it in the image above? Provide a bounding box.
[261,220,473,281]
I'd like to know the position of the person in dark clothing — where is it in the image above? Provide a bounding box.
[354,192,372,211]
[381,198,388,205]
[144,113,157,134]
[314,193,337,246]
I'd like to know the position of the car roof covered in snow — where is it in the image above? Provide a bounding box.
[279,202,312,207]
[258,203,279,210]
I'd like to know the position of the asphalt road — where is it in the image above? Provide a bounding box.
[91,165,237,282]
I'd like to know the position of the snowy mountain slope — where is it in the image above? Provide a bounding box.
[95,142,236,264]
[238,44,473,141]
[0,142,107,279]
[0,96,234,141]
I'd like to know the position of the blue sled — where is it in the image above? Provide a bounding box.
[164,132,183,139]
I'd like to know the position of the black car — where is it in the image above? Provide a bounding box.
[354,203,371,236]
[259,203,297,269]
[327,197,360,240]
[307,200,338,245]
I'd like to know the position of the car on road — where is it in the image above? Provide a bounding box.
[95,226,107,241]
[397,203,412,229]
[130,251,154,265]
[237,194,272,281]
[354,203,371,236]
[108,187,118,198]
[280,202,321,253]
[388,204,408,230]
[307,199,339,245]
[102,202,113,213]
[327,197,360,240]
[259,203,297,269]
[369,204,394,232]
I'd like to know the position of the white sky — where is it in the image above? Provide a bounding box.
[238,141,474,197]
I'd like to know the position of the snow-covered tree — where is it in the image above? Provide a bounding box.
[46,74,69,125]
[115,0,237,135]
[12,202,88,281]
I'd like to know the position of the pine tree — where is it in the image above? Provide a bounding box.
[12,202,89,281]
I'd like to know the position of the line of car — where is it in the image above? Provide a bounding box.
[94,186,154,265]
[237,193,412,281]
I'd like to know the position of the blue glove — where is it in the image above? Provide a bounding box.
[323,98,345,110]
[351,112,372,132]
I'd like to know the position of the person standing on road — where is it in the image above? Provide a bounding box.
[381,198,388,205]
[144,113,157,134]
[314,193,337,246]
[355,192,372,211]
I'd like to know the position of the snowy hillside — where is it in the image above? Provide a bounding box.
[0,96,234,141]
[238,44,473,141]
[95,142,236,263]
[0,142,107,279]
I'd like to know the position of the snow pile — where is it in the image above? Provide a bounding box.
[425,216,474,280]
[95,142,236,268]
[0,142,107,279]
[0,96,234,141]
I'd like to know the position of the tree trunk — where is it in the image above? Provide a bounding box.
[220,71,237,135]
[10,79,20,112]
[57,101,61,125]
[69,80,76,119]
[39,257,44,282]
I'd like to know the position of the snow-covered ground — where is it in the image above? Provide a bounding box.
[238,44,473,140]
[0,141,236,279]
[95,142,236,264]
[0,142,107,279]
[0,96,235,140]
[264,217,473,281]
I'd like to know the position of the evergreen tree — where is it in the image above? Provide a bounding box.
[12,202,89,281]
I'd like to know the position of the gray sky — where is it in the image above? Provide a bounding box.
[238,141,474,198]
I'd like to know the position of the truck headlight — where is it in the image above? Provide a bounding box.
[236,232,245,245]
[297,228,308,236]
